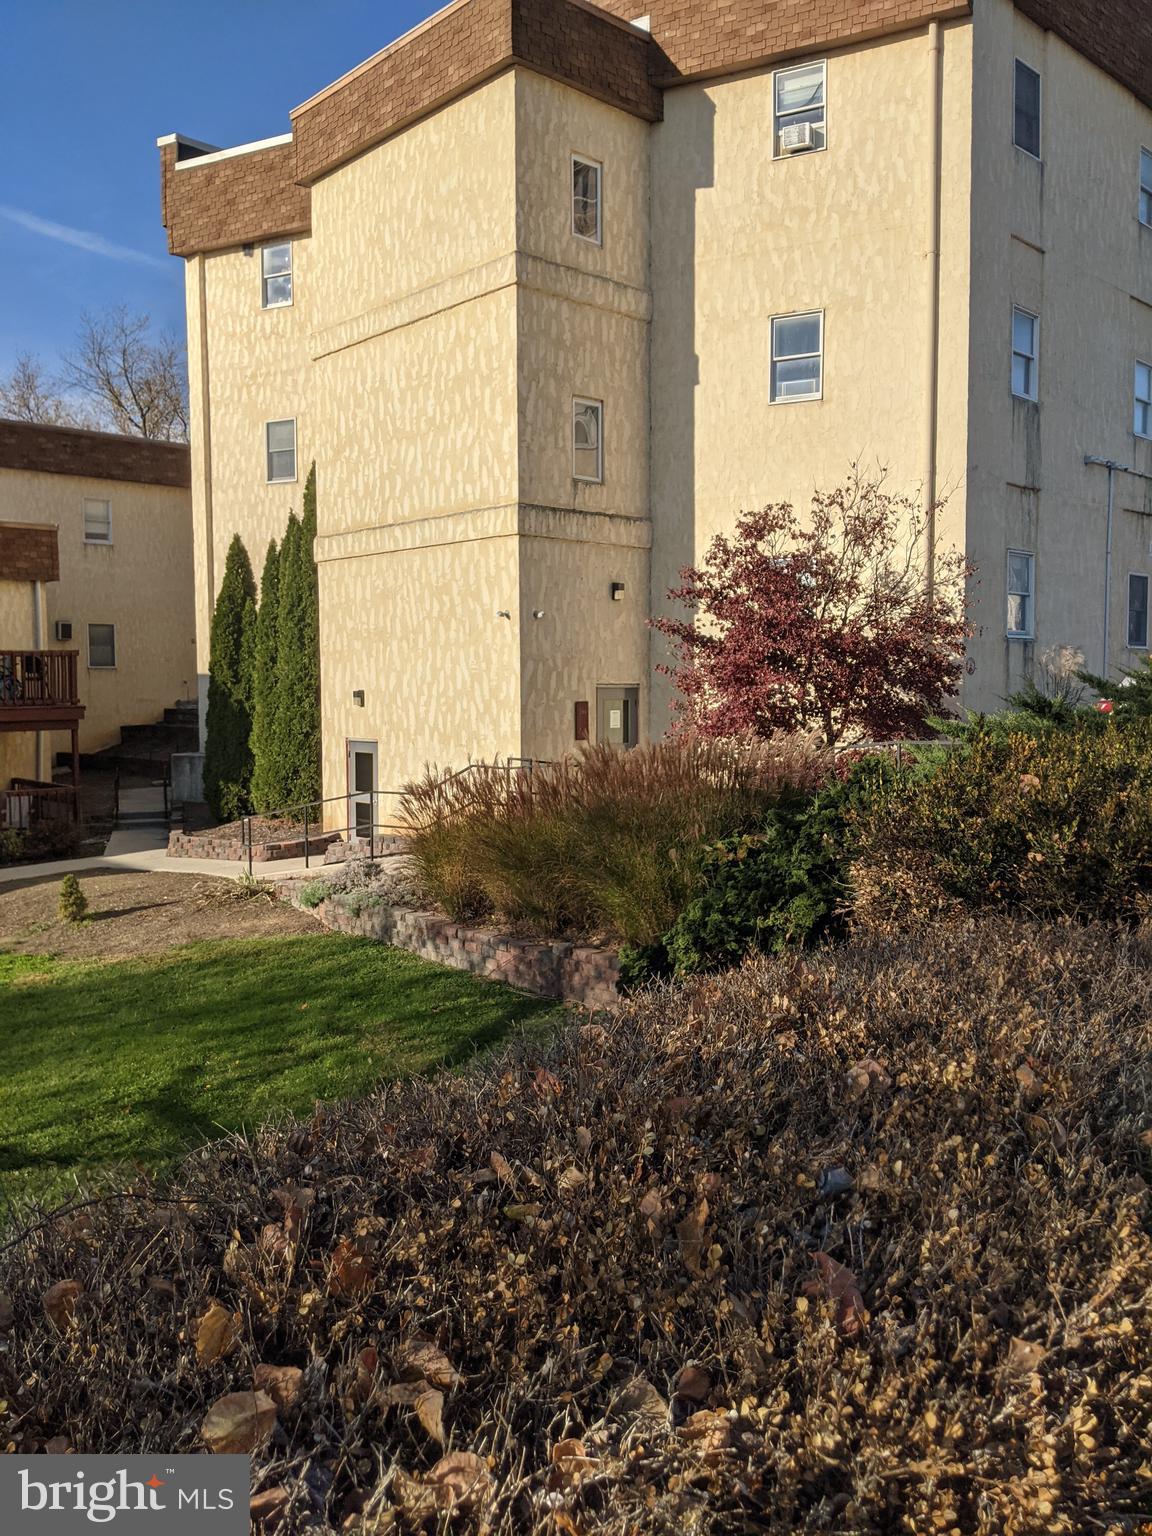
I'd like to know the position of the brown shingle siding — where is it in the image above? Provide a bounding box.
[0,420,191,490]
[160,140,311,258]
[0,522,60,584]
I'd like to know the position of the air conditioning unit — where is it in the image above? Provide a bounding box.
[54,621,73,643]
[779,121,818,154]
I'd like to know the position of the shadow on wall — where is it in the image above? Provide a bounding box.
[647,80,715,740]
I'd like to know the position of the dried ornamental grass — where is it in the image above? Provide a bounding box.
[2,920,1151,1534]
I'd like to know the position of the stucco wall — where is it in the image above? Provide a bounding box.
[0,469,195,754]
[966,0,1152,710]
[646,24,974,733]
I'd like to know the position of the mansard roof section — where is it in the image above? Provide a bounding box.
[290,0,661,185]
[1012,0,1152,114]
[593,0,971,84]
[158,133,311,258]
[0,419,191,490]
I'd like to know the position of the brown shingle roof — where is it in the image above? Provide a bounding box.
[0,420,191,490]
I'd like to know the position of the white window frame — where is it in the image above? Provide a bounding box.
[1013,59,1042,161]
[1012,306,1039,402]
[87,622,117,670]
[1007,550,1035,640]
[770,310,824,403]
[1128,572,1150,650]
[772,59,827,159]
[1136,361,1152,440]
[265,418,297,484]
[261,242,293,309]
[1140,148,1152,228]
[572,397,603,483]
[82,497,112,545]
[571,155,602,245]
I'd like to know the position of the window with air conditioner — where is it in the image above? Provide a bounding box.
[261,243,292,308]
[88,623,116,669]
[1140,149,1152,227]
[774,61,826,156]
[573,398,603,482]
[571,157,602,244]
[1136,362,1152,439]
[1012,307,1039,401]
[265,419,297,483]
[1129,573,1149,649]
[1014,60,1041,159]
[83,498,111,543]
[1007,551,1034,639]
[771,311,823,402]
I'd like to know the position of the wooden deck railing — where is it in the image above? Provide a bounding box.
[0,649,80,710]
[2,779,76,831]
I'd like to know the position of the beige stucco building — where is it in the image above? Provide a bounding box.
[0,421,196,794]
[158,0,1152,819]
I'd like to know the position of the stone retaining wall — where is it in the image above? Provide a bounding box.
[168,829,340,863]
[278,881,621,1011]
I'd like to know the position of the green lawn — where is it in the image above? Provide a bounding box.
[0,935,556,1209]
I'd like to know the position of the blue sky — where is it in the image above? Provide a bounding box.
[0,1,429,376]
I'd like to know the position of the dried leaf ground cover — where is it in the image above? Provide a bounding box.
[3,922,1151,1533]
[0,935,555,1208]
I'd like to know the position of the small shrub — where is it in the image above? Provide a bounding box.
[57,874,88,923]
[851,720,1152,927]
[0,829,25,864]
[296,880,329,910]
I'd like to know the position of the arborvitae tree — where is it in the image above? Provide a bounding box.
[57,873,88,923]
[272,466,322,810]
[203,533,256,822]
[249,538,282,813]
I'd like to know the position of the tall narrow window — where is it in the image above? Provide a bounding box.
[261,243,292,308]
[572,398,603,482]
[1129,574,1150,649]
[1007,551,1035,639]
[87,623,117,669]
[265,419,297,483]
[770,311,823,402]
[774,61,826,156]
[82,498,112,543]
[572,157,601,244]
[1141,149,1152,227]
[1012,308,1038,400]
[1014,60,1041,158]
[1136,362,1152,439]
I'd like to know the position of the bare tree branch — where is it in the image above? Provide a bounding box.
[0,352,88,427]
[59,307,188,441]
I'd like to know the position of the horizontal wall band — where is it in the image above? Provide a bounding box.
[310,249,650,360]
[315,501,652,561]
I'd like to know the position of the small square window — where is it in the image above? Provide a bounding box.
[1012,307,1038,401]
[572,398,603,482]
[83,498,112,543]
[774,61,826,156]
[261,243,292,308]
[1129,573,1149,649]
[1007,550,1035,639]
[1136,362,1151,439]
[1140,149,1152,228]
[88,623,116,669]
[266,419,297,483]
[771,311,823,402]
[572,157,602,244]
[1014,60,1041,158]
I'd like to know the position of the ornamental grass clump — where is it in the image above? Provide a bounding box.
[2,920,1150,1533]
[399,736,832,944]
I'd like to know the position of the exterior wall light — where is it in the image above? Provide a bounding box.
[352,689,365,707]
[532,610,546,619]
[610,582,625,600]
[497,609,511,619]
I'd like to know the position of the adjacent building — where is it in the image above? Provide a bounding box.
[0,420,196,799]
[158,0,1152,818]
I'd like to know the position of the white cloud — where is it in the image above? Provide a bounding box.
[0,204,166,268]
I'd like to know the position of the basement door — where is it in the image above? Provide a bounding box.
[346,739,378,842]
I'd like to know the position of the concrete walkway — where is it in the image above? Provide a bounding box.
[0,783,323,887]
